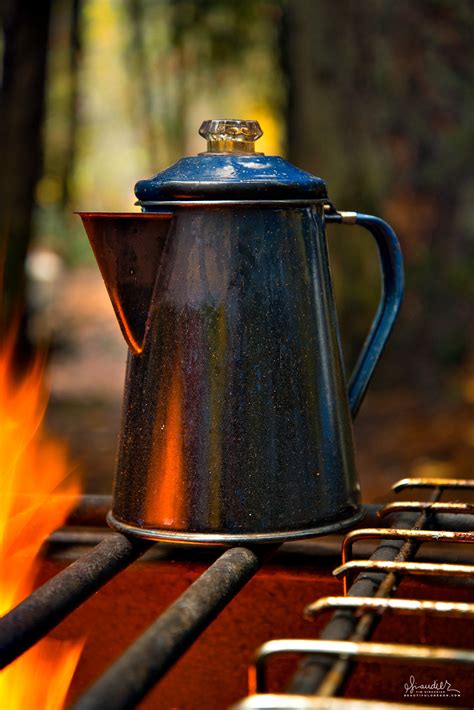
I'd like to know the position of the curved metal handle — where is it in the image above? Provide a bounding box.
[326,210,404,418]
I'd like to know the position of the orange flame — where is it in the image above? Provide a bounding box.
[0,332,83,709]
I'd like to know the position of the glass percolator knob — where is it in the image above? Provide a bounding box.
[198,119,264,154]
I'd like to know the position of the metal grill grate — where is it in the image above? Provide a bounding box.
[0,478,472,709]
[234,478,474,708]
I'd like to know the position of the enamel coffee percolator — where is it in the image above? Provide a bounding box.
[80,119,404,544]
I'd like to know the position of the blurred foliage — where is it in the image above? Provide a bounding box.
[2,0,474,389]
[35,0,283,264]
[283,0,474,385]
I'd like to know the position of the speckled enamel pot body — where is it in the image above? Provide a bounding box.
[112,204,361,542]
[80,133,403,544]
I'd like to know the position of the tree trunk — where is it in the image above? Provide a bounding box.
[282,0,474,389]
[60,0,82,208]
[0,0,52,364]
[126,0,159,172]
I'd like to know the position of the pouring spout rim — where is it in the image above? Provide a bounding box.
[75,211,174,219]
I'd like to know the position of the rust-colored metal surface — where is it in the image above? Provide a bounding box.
[33,538,474,709]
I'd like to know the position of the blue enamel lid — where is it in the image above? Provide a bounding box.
[135,119,327,203]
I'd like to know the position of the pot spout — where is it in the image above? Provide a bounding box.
[78,212,173,353]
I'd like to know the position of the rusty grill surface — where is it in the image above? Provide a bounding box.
[0,477,473,709]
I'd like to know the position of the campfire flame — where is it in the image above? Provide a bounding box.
[0,331,83,709]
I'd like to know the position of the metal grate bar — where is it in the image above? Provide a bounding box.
[286,505,439,694]
[305,596,474,619]
[72,545,271,710]
[66,495,112,527]
[410,511,474,532]
[393,478,474,492]
[379,501,474,517]
[334,559,473,592]
[343,527,474,562]
[288,478,474,696]
[0,533,153,668]
[251,639,474,694]
[339,527,474,593]
[231,694,450,709]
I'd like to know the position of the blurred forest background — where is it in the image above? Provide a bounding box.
[1,0,473,498]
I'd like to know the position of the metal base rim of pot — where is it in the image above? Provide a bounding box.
[106,508,365,545]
